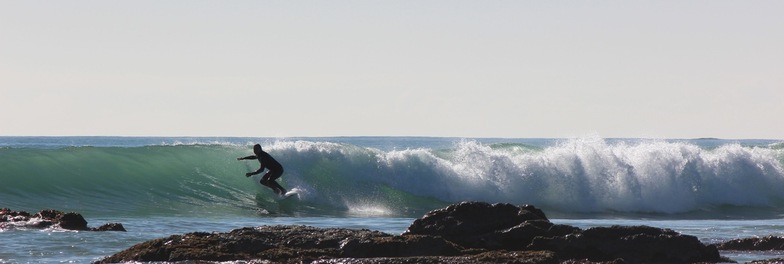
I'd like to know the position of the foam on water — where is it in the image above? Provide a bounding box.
[1,136,784,263]
[1,137,782,218]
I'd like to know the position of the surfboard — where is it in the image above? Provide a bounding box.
[280,192,297,200]
[277,188,301,201]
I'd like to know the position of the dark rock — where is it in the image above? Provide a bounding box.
[29,220,56,229]
[749,257,784,264]
[499,220,582,250]
[59,212,89,230]
[0,208,124,232]
[35,210,89,230]
[560,259,626,264]
[341,234,462,258]
[0,208,10,222]
[404,201,555,249]
[312,250,559,264]
[1,208,31,222]
[36,209,61,220]
[529,225,725,263]
[93,223,126,231]
[95,201,736,263]
[30,210,88,230]
[98,225,405,263]
[96,225,558,263]
[713,235,784,251]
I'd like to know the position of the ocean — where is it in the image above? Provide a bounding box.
[1,136,783,263]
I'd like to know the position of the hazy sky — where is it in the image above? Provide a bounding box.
[1,1,782,139]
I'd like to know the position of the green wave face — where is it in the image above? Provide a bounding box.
[2,139,784,218]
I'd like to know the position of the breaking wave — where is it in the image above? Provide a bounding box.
[2,137,783,218]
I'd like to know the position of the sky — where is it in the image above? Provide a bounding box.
[1,1,782,139]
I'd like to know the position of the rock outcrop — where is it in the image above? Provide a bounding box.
[404,202,578,250]
[405,202,724,263]
[749,258,784,264]
[712,235,784,251]
[529,225,723,263]
[98,225,549,263]
[0,208,125,231]
[96,201,730,263]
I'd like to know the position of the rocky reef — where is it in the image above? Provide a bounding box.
[0,208,125,231]
[97,201,734,263]
[748,258,784,264]
[712,235,784,251]
[712,236,784,264]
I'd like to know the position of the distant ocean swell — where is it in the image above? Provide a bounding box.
[1,138,783,217]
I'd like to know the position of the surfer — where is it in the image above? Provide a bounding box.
[238,144,287,196]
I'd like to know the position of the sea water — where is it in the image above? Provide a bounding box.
[1,136,783,263]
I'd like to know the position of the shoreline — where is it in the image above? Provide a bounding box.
[93,202,784,263]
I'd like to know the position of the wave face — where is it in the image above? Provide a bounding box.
[2,137,783,218]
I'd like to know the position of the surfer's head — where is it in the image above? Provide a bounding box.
[253,144,262,154]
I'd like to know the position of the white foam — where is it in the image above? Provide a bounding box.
[240,137,784,214]
[371,137,784,213]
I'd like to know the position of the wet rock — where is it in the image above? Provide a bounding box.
[58,212,89,230]
[713,235,784,251]
[529,225,726,263]
[96,201,735,263]
[749,257,784,264]
[97,224,558,263]
[0,208,124,232]
[93,223,127,231]
[98,225,465,263]
[311,250,559,264]
[0,207,31,221]
[404,201,563,250]
[404,202,724,262]
[341,234,462,258]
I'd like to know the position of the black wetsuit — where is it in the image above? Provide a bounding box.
[243,151,286,195]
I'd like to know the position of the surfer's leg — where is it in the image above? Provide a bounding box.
[260,173,279,194]
[268,170,285,195]
[270,180,286,195]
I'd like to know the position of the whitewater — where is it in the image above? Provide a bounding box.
[2,136,784,262]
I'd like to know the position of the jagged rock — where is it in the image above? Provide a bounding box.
[404,201,562,250]
[58,212,89,230]
[0,208,124,232]
[0,208,31,222]
[93,223,127,231]
[713,235,784,251]
[749,257,784,264]
[529,225,726,263]
[404,202,726,263]
[311,250,559,264]
[95,201,735,263]
[96,225,469,263]
[498,220,581,250]
[341,234,462,258]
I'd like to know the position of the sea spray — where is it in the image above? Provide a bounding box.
[1,137,782,217]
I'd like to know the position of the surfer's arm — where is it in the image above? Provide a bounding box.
[237,155,256,160]
[245,166,265,177]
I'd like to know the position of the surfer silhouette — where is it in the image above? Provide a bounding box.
[237,144,286,196]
